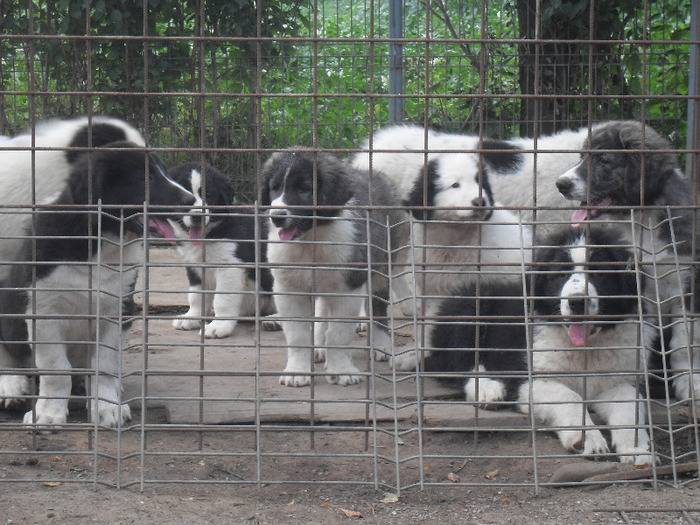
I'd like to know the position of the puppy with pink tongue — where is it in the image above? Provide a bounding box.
[262,149,405,388]
[166,162,276,339]
[517,228,655,466]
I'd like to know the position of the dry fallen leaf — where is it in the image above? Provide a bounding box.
[485,469,500,479]
[454,458,469,472]
[379,493,399,504]
[321,503,331,508]
[501,498,510,504]
[447,472,460,482]
[339,507,363,518]
[287,500,295,506]
[53,456,61,462]
[43,482,61,487]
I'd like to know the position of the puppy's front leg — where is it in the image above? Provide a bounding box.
[320,295,364,386]
[173,282,206,331]
[90,321,131,427]
[204,267,246,339]
[517,379,609,457]
[668,318,700,402]
[0,345,30,408]
[593,383,654,466]
[174,266,209,331]
[276,293,314,387]
[23,337,72,429]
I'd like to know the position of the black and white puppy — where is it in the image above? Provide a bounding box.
[167,162,275,338]
[425,280,527,408]
[518,228,654,465]
[425,228,654,465]
[555,120,694,244]
[0,135,194,427]
[353,124,596,237]
[0,115,147,279]
[555,120,699,402]
[262,149,405,387]
[352,127,532,318]
[0,116,149,409]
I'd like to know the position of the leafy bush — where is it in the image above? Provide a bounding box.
[0,0,692,200]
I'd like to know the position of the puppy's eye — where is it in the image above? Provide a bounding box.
[450,182,460,189]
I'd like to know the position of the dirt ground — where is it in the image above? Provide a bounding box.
[2,248,700,524]
[1,416,699,525]
[2,361,699,524]
[1,427,699,525]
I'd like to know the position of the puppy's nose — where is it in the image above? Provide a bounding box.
[471,196,485,207]
[556,177,573,195]
[270,209,288,227]
[567,293,587,315]
[188,214,205,226]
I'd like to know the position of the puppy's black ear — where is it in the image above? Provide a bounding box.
[213,179,236,207]
[616,125,630,150]
[317,153,354,207]
[201,165,236,206]
[621,124,679,206]
[260,184,270,206]
[527,249,559,316]
[616,124,645,205]
[622,152,644,205]
[603,248,639,314]
[405,160,437,220]
[481,138,523,173]
[643,153,678,205]
[259,162,272,206]
[86,153,115,204]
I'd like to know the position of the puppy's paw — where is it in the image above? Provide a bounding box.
[559,428,609,457]
[392,351,418,371]
[372,348,390,362]
[581,429,610,456]
[260,315,282,331]
[464,377,505,409]
[279,374,311,387]
[173,316,201,331]
[0,374,30,408]
[616,446,656,466]
[326,372,362,386]
[94,401,132,427]
[23,399,69,430]
[203,320,236,339]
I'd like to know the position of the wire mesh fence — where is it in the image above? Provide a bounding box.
[0,0,699,496]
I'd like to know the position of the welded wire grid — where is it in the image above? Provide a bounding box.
[598,508,700,524]
[0,0,698,496]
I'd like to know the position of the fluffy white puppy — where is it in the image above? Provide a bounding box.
[352,126,533,319]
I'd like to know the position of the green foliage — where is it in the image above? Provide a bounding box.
[0,0,693,200]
